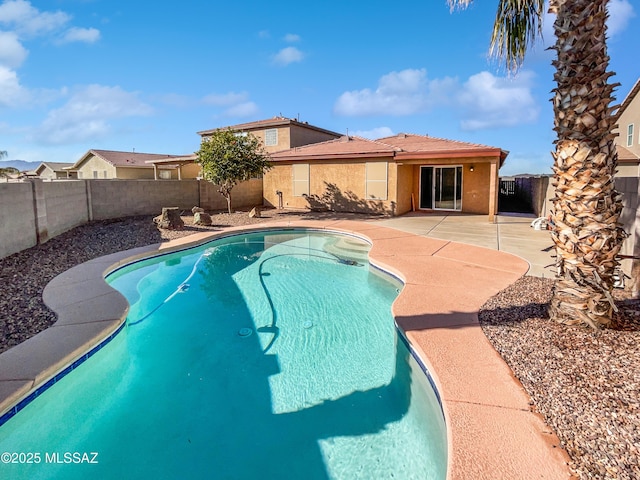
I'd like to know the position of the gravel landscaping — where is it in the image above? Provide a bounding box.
[1,210,638,479]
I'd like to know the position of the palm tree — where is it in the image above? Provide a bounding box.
[449,0,625,329]
[0,150,6,159]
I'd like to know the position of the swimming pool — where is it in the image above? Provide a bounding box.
[0,229,447,479]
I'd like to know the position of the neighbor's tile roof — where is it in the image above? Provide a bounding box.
[73,149,185,169]
[37,162,75,173]
[617,145,640,163]
[197,116,341,138]
[269,136,399,161]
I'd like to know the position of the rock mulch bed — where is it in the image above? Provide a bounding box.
[1,210,638,479]
[479,276,639,480]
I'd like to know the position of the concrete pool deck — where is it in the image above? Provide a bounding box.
[0,218,571,479]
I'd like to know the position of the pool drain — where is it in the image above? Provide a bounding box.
[238,327,253,337]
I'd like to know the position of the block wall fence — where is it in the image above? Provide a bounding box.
[0,178,263,259]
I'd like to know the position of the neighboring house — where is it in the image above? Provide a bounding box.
[612,77,640,289]
[265,134,508,220]
[35,162,77,180]
[197,116,342,153]
[68,149,196,180]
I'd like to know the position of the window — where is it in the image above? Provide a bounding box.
[159,170,172,179]
[628,124,634,147]
[93,171,99,179]
[265,128,278,146]
[365,162,388,200]
[292,163,309,196]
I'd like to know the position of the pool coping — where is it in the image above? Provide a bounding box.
[0,219,572,479]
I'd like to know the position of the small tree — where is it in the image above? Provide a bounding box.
[196,129,271,214]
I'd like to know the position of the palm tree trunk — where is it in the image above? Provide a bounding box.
[548,0,626,328]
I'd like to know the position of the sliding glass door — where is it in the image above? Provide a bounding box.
[419,166,462,211]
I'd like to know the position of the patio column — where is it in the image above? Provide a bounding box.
[488,159,498,223]
[177,165,182,180]
[153,163,158,180]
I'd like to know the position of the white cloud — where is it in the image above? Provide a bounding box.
[352,127,395,139]
[202,91,259,118]
[607,0,635,36]
[334,69,456,116]
[457,71,539,130]
[203,91,249,107]
[0,0,70,38]
[35,85,153,144]
[0,65,29,107]
[58,27,100,44]
[223,101,259,118]
[284,33,300,43]
[272,46,304,66]
[0,31,27,68]
[334,68,539,130]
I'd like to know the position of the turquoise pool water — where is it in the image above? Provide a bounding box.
[0,230,447,479]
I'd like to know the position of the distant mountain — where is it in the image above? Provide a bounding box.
[0,160,40,172]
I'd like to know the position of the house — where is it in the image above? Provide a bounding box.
[147,116,342,180]
[197,116,342,153]
[34,162,77,180]
[264,133,508,220]
[612,77,640,290]
[68,149,198,180]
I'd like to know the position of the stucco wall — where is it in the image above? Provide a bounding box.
[289,125,340,149]
[614,88,640,157]
[264,159,396,215]
[409,158,496,215]
[76,155,117,179]
[114,167,157,180]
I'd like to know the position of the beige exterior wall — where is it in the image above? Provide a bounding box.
[615,89,640,157]
[407,157,498,215]
[264,158,397,215]
[76,155,117,179]
[245,127,291,153]
[114,166,158,179]
[180,163,201,179]
[289,125,341,149]
[265,156,500,216]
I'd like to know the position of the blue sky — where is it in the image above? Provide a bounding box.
[0,0,637,175]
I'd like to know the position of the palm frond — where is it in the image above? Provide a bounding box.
[490,0,545,71]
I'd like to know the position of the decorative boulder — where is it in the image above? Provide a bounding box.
[154,207,184,230]
[249,207,262,218]
[191,206,205,214]
[193,212,212,226]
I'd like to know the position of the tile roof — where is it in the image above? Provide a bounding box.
[73,149,185,169]
[270,136,399,161]
[36,162,75,173]
[197,116,341,138]
[617,145,640,163]
[270,133,508,164]
[377,133,502,153]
